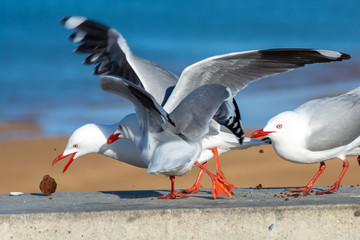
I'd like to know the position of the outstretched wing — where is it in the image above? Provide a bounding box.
[100,76,169,131]
[101,76,239,143]
[61,16,178,105]
[164,48,350,112]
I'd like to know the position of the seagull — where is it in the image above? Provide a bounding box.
[53,113,264,176]
[60,16,351,197]
[60,16,241,190]
[251,86,360,194]
[102,76,252,199]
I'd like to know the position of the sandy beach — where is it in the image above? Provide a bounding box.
[1,131,359,194]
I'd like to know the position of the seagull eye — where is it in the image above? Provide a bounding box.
[276,124,283,129]
[118,125,122,130]
[73,144,78,148]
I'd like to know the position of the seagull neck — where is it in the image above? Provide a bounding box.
[271,135,316,163]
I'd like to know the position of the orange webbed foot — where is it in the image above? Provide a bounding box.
[217,174,237,190]
[210,147,237,190]
[212,177,233,199]
[158,192,189,199]
[316,184,339,195]
[195,162,233,199]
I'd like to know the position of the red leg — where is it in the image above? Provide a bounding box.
[316,160,349,195]
[177,162,207,194]
[286,162,326,193]
[210,147,236,190]
[158,176,189,199]
[195,162,233,199]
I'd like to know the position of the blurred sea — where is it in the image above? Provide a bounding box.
[1,0,360,139]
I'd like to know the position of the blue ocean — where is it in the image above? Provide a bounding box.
[1,0,360,139]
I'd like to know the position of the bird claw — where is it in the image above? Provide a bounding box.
[316,184,339,195]
[158,192,189,199]
[285,186,312,193]
[177,184,202,194]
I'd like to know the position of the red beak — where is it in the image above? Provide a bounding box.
[251,129,274,138]
[107,133,120,144]
[52,152,77,173]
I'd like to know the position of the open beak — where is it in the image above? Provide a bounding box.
[52,152,77,173]
[251,129,274,138]
[107,133,120,144]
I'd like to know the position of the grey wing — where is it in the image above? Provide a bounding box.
[100,76,169,131]
[168,84,232,142]
[164,48,350,112]
[299,92,360,151]
[61,16,178,105]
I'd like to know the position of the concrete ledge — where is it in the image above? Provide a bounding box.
[1,187,360,239]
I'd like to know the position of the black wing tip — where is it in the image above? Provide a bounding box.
[259,48,351,65]
[59,16,69,24]
[340,52,351,60]
[317,50,351,61]
[60,16,109,33]
[68,32,76,41]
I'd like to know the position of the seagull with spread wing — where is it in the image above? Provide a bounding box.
[54,16,350,198]
[104,77,240,199]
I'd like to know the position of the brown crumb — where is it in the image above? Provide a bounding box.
[273,194,278,197]
[259,149,264,153]
[243,194,247,197]
[39,175,57,196]
[255,184,262,190]
[285,198,289,201]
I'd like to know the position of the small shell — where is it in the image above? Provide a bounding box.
[10,192,24,196]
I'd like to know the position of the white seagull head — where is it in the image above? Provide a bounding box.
[53,123,109,173]
[252,111,308,143]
